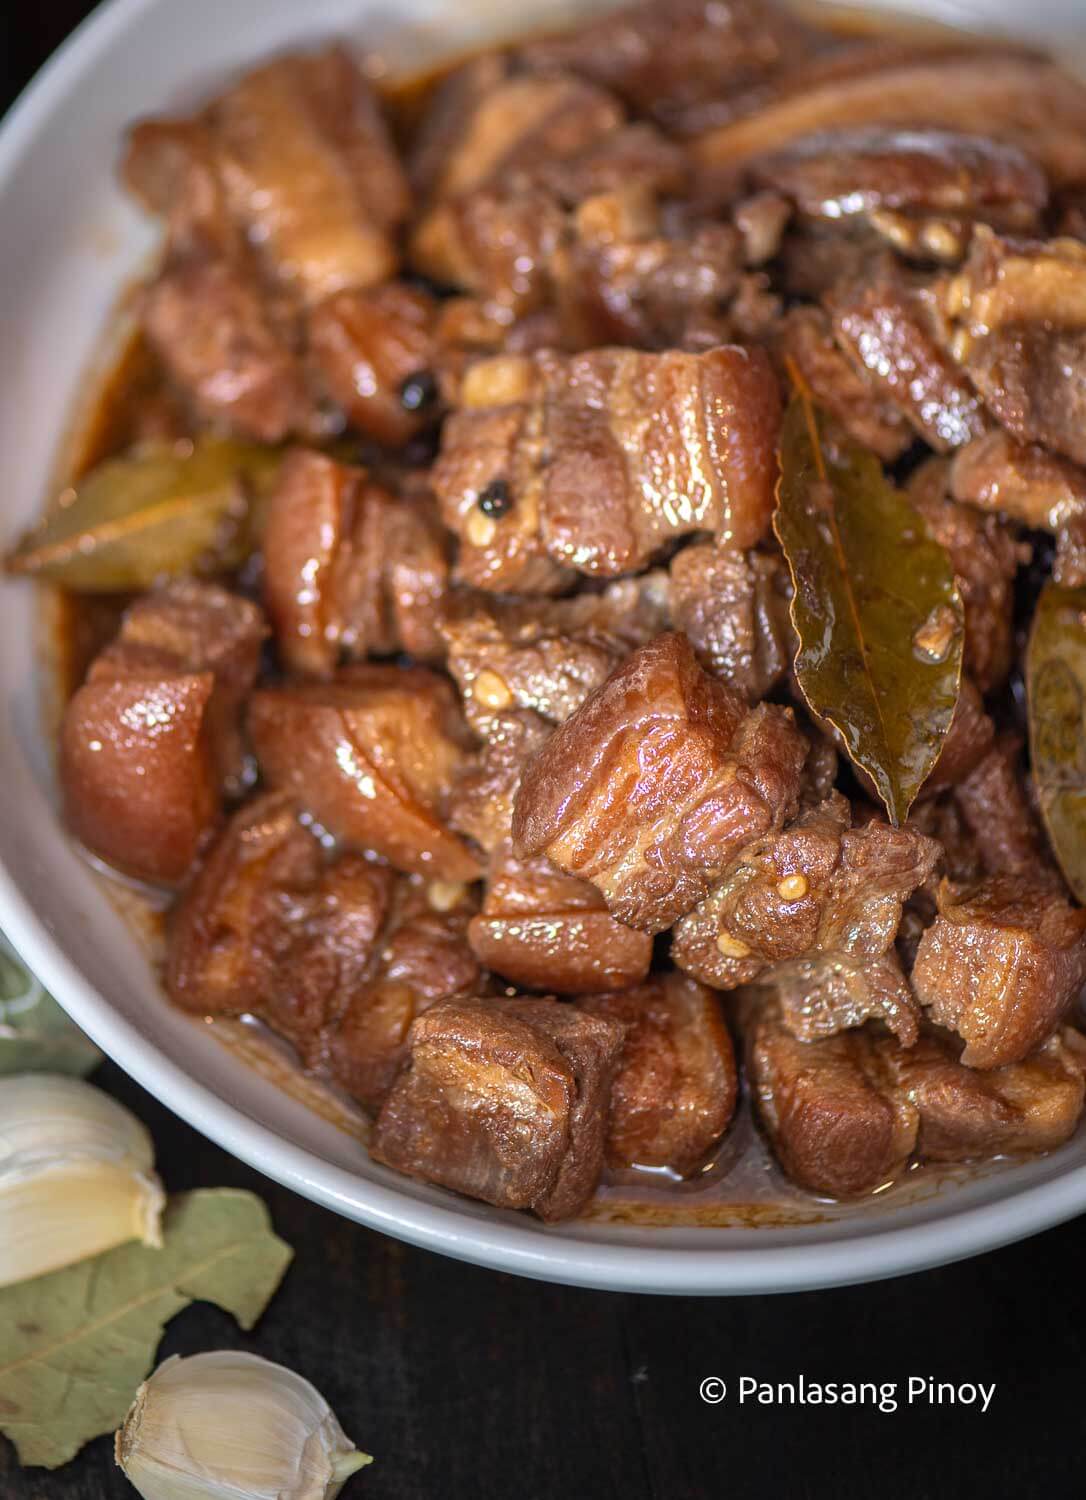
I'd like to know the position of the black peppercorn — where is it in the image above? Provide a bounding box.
[399,369,439,413]
[478,479,513,518]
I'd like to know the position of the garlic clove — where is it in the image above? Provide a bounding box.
[115,1351,371,1500]
[0,1073,164,1287]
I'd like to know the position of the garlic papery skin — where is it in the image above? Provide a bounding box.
[115,1352,372,1500]
[0,1073,164,1287]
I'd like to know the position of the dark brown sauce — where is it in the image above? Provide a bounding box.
[40,6,1076,1228]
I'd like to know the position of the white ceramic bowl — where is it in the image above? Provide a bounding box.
[3,0,1086,1295]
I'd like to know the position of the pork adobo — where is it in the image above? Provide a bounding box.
[11,0,1086,1224]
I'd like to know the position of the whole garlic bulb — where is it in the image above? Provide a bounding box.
[0,1072,164,1287]
[115,1351,372,1500]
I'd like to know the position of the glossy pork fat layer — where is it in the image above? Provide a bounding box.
[24,0,1086,1224]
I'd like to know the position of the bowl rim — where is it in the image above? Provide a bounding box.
[4,0,1086,1296]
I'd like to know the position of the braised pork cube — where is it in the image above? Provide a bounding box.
[827,257,987,452]
[889,1027,1086,1161]
[248,669,481,882]
[750,1000,1086,1197]
[921,676,995,795]
[552,185,747,350]
[142,260,314,442]
[322,877,482,1112]
[468,840,652,994]
[512,633,807,933]
[124,118,239,258]
[208,48,409,303]
[692,53,1086,186]
[262,450,448,677]
[448,710,553,857]
[309,284,444,446]
[520,122,687,205]
[103,579,265,791]
[907,458,1025,692]
[413,69,624,207]
[672,793,938,1042]
[951,428,1086,529]
[776,306,911,461]
[581,974,737,1174]
[912,875,1086,1069]
[124,118,317,443]
[411,185,567,325]
[668,543,792,701]
[945,230,1086,466]
[167,791,393,1047]
[433,345,781,588]
[127,49,410,434]
[518,0,814,136]
[954,737,1049,878]
[60,580,265,884]
[372,996,624,1220]
[753,127,1047,259]
[440,573,670,736]
[748,1003,918,1199]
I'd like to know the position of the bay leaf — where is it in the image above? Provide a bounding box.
[5,438,280,591]
[1027,582,1086,901]
[774,390,964,825]
[0,933,101,1077]
[0,1188,291,1469]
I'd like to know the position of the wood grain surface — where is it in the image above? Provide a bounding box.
[2,10,1084,1497]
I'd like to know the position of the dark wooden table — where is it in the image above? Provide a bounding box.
[3,10,1085,1497]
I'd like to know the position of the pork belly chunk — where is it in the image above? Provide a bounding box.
[692,54,1086,186]
[128,48,409,435]
[749,1004,917,1199]
[60,580,265,884]
[954,737,1049,878]
[945,229,1086,466]
[513,633,807,933]
[321,877,482,1113]
[890,1028,1086,1162]
[413,69,624,207]
[248,669,481,882]
[949,429,1086,586]
[581,974,737,1175]
[921,676,995,795]
[448,709,553,856]
[672,792,938,1042]
[668,542,793,701]
[141,259,313,442]
[125,120,316,442]
[208,48,409,303]
[827,256,987,452]
[552,186,752,351]
[440,573,669,736]
[907,458,1025,693]
[372,996,625,1220]
[468,840,652,994]
[308,283,444,447]
[950,428,1086,530]
[750,999,1086,1198]
[753,127,1046,258]
[262,450,448,677]
[517,0,814,136]
[167,791,393,1045]
[432,345,781,588]
[912,875,1086,1069]
[775,306,911,461]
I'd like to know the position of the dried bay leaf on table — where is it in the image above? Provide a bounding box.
[1027,582,1086,902]
[774,390,964,826]
[0,933,101,1076]
[4,437,281,591]
[0,1188,292,1469]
